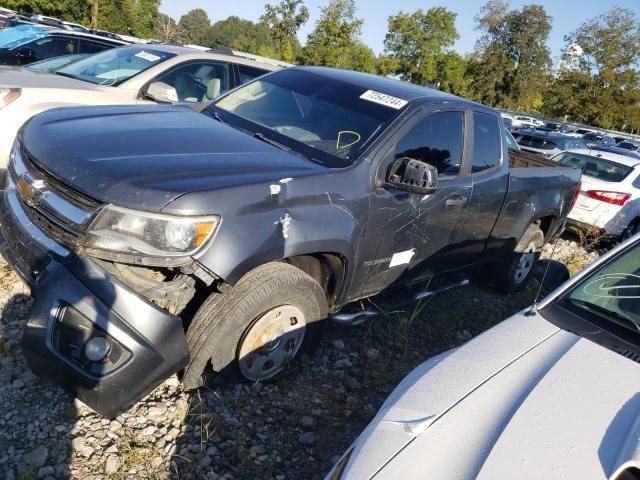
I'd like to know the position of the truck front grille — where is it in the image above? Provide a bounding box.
[8,145,102,249]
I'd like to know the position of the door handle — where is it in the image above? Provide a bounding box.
[445,195,468,208]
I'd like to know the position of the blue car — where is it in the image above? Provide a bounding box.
[0,25,126,66]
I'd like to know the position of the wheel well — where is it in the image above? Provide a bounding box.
[535,215,555,240]
[283,253,346,309]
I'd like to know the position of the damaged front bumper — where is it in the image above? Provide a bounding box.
[0,186,189,418]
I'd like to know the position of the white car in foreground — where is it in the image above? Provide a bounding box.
[327,235,640,480]
[552,149,640,239]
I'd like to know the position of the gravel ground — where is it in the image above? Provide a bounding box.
[0,236,600,480]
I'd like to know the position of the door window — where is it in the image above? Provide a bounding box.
[472,112,501,173]
[155,62,230,103]
[25,36,77,60]
[394,111,464,177]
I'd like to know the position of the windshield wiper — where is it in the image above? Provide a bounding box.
[54,71,80,81]
[210,110,225,123]
[570,298,640,333]
[253,132,290,152]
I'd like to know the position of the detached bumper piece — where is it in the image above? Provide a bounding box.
[0,189,189,418]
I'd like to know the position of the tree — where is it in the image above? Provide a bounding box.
[544,8,640,131]
[153,13,183,43]
[96,0,139,36]
[134,0,161,38]
[383,8,459,86]
[260,0,308,62]
[179,8,211,46]
[468,0,552,111]
[4,0,90,23]
[301,0,365,69]
[208,16,276,57]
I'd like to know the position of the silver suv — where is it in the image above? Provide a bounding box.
[0,44,289,182]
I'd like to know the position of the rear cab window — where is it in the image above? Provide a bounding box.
[472,112,501,173]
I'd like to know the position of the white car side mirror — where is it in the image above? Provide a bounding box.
[145,82,178,103]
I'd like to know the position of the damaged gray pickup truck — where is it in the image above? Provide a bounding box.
[0,66,581,417]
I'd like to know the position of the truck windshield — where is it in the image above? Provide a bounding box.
[553,152,632,182]
[56,46,175,86]
[569,243,640,335]
[212,69,405,168]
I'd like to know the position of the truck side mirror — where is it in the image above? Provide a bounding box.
[384,157,438,195]
[144,82,179,103]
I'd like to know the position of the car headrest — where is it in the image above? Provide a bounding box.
[207,78,221,101]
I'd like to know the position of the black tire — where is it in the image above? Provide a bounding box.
[182,262,328,389]
[622,219,640,242]
[493,224,545,294]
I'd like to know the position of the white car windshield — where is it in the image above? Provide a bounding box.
[56,46,175,86]
[569,244,640,334]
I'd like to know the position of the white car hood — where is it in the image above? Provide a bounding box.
[0,67,107,91]
[339,312,640,480]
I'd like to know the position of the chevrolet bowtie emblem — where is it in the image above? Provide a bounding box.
[17,177,46,208]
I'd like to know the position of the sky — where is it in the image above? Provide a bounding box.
[159,0,640,60]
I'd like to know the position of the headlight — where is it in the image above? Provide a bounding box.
[0,88,21,109]
[84,205,219,257]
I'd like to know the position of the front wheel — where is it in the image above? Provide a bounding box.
[182,262,328,389]
[493,224,544,294]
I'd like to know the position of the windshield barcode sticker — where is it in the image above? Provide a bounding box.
[360,90,408,110]
[134,51,161,62]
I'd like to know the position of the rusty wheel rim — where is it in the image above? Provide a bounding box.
[237,305,306,381]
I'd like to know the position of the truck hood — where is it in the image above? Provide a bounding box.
[20,105,325,212]
[338,312,640,479]
[0,66,107,91]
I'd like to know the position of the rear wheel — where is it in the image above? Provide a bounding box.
[182,262,328,389]
[493,224,544,294]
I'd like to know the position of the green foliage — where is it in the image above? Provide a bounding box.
[468,0,552,112]
[260,0,309,62]
[178,8,210,46]
[544,8,640,132]
[96,0,137,36]
[3,0,90,23]
[383,8,458,84]
[208,16,276,57]
[3,0,160,37]
[301,0,375,72]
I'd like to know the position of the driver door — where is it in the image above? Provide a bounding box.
[359,109,473,297]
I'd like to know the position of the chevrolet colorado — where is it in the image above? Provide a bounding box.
[0,67,581,417]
